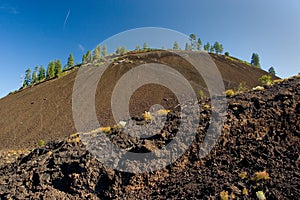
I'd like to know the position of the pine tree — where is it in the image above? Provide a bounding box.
[173,41,179,50]
[251,53,260,67]
[189,34,196,50]
[197,38,202,51]
[54,60,62,77]
[120,46,127,55]
[23,68,31,87]
[102,44,107,57]
[67,53,74,69]
[213,42,223,54]
[82,54,87,64]
[204,42,210,51]
[116,46,121,54]
[185,43,192,51]
[38,66,46,81]
[209,45,215,53]
[143,42,148,50]
[93,45,101,61]
[31,66,39,84]
[86,50,92,63]
[268,67,276,76]
[47,61,55,79]
[135,45,141,51]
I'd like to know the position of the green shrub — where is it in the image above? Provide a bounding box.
[198,90,204,100]
[38,140,45,147]
[258,75,272,85]
[225,89,235,97]
[238,82,248,92]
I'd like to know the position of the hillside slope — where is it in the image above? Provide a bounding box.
[0,50,276,149]
[0,75,298,199]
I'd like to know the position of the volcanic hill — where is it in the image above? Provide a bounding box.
[0,72,299,199]
[0,50,277,150]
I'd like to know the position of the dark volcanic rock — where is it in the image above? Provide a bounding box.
[0,76,299,199]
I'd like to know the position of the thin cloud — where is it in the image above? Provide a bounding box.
[63,9,70,28]
[0,5,19,14]
[78,44,85,53]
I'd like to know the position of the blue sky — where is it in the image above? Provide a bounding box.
[0,0,299,98]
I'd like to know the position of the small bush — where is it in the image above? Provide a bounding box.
[239,171,247,179]
[258,75,272,86]
[198,90,204,100]
[225,89,235,97]
[142,111,153,121]
[251,170,270,181]
[238,82,248,92]
[224,52,230,56]
[220,191,228,200]
[38,140,45,147]
[99,126,111,134]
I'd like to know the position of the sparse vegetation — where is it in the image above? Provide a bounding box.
[204,42,210,52]
[67,53,74,69]
[268,66,276,76]
[38,140,45,147]
[198,89,204,100]
[173,41,179,50]
[220,191,228,200]
[237,82,248,92]
[213,41,223,54]
[239,171,247,179]
[251,170,270,181]
[225,89,235,97]
[23,68,31,87]
[142,111,153,121]
[251,53,260,68]
[259,75,272,86]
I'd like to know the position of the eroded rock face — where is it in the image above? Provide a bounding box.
[0,77,299,199]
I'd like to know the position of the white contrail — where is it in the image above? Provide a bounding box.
[64,9,70,28]
[78,44,85,53]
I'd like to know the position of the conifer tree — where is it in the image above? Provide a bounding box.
[67,53,74,69]
[143,42,148,50]
[268,67,276,76]
[251,53,260,67]
[173,41,179,50]
[135,45,141,50]
[93,45,101,61]
[120,46,127,55]
[47,61,55,79]
[86,50,92,63]
[204,42,210,51]
[54,60,62,77]
[31,66,39,84]
[23,68,31,87]
[38,66,46,81]
[102,44,107,57]
[185,43,192,51]
[197,38,202,51]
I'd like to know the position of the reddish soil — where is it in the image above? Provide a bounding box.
[0,50,277,150]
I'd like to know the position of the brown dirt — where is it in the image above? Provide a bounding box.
[0,75,299,199]
[0,50,277,150]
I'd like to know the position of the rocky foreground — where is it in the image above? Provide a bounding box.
[0,76,299,199]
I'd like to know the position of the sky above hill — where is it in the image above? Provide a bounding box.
[0,0,299,98]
